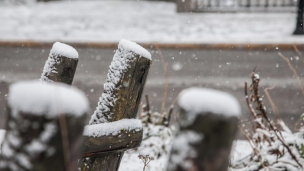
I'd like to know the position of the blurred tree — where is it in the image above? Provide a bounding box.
[294,0,304,34]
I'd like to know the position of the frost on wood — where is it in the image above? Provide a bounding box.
[168,131,202,171]
[83,119,142,137]
[178,87,241,126]
[8,80,89,117]
[40,42,78,83]
[89,39,152,125]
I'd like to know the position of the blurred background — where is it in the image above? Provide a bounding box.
[0,0,304,135]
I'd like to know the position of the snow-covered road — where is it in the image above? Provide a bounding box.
[0,1,303,44]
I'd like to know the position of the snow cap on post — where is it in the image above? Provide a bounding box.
[8,80,89,117]
[119,39,151,60]
[178,87,241,126]
[51,42,79,59]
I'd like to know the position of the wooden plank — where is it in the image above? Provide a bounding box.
[83,129,143,155]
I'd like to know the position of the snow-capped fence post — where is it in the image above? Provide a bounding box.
[0,81,89,171]
[79,39,152,171]
[40,42,79,85]
[168,87,241,171]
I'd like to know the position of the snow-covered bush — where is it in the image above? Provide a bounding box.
[230,71,304,171]
[119,96,174,171]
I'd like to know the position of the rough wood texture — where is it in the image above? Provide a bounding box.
[110,56,151,121]
[83,128,143,155]
[91,55,151,124]
[40,54,78,85]
[0,107,87,171]
[168,109,239,171]
[80,151,124,171]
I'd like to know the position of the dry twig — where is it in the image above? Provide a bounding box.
[155,45,169,114]
[278,52,304,101]
[245,70,303,168]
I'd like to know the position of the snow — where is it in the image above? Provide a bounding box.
[230,128,304,170]
[254,73,260,79]
[89,39,151,124]
[0,129,6,154]
[178,87,241,126]
[230,140,253,167]
[119,39,151,60]
[50,42,78,59]
[8,80,89,117]
[83,119,142,137]
[0,1,302,44]
[119,123,173,171]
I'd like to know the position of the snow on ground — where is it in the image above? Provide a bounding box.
[0,1,302,44]
[230,140,253,167]
[119,123,173,171]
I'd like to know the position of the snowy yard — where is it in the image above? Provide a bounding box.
[0,1,303,44]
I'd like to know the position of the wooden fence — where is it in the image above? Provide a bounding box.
[0,41,240,171]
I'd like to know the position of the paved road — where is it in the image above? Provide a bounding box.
[0,46,304,136]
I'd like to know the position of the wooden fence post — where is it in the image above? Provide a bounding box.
[40,42,79,85]
[79,39,152,171]
[0,81,89,171]
[168,87,241,171]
